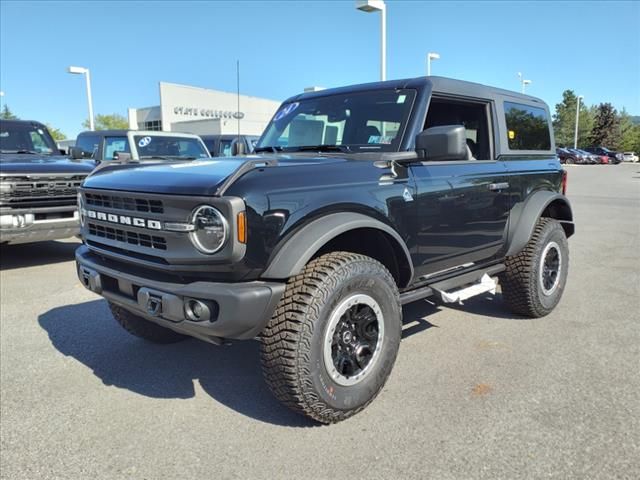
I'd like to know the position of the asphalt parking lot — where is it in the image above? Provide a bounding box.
[1,164,639,480]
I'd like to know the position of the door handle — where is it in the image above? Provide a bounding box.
[488,182,509,191]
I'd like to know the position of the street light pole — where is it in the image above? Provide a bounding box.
[574,95,583,149]
[517,72,532,93]
[427,52,440,76]
[356,1,387,81]
[68,66,95,131]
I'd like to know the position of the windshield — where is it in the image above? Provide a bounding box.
[133,135,209,159]
[0,122,58,155]
[257,89,416,153]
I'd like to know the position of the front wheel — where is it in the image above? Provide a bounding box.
[260,252,402,424]
[500,218,569,317]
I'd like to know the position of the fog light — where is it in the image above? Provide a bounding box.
[184,298,213,322]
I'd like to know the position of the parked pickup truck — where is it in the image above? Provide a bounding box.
[0,120,94,244]
[71,130,210,164]
[75,77,574,424]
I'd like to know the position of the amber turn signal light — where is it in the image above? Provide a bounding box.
[237,211,247,244]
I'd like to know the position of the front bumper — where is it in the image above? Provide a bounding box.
[0,212,80,244]
[75,245,285,343]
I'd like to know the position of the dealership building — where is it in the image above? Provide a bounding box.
[127,82,282,136]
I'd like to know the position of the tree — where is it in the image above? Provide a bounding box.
[0,104,18,120]
[590,103,621,148]
[45,124,67,142]
[82,113,128,130]
[552,90,593,148]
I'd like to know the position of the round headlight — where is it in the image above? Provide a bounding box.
[189,205,228,254]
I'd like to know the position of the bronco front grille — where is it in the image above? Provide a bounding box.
[85,192,164,214]
[0,175,85,209]
[88,222,167,250]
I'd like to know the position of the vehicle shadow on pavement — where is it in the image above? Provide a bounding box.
[0,240,80,270]
[38,298,449,427]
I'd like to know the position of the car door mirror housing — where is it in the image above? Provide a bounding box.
[416,125,468,161]
[113,151,132,163]
[69,146,88,160]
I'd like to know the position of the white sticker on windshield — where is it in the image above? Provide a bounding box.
[138,136,152,148]
[397,94,406,104]
[273,102,299,122]
[37,128,45,135]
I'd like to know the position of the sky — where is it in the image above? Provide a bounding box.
[1,0,639,138]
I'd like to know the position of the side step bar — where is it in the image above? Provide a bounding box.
[399,263,505,305]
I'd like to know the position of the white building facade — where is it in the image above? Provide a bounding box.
[128,82,281,136]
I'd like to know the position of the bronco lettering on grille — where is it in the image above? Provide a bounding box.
[85,209,162,230]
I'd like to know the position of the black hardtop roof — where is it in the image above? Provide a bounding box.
[0,119,48,128]
[284,76,547,106]
[76,129,130,137]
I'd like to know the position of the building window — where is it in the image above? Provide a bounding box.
[140,120,163,131]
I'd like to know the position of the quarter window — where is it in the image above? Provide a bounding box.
[504,102,551,150]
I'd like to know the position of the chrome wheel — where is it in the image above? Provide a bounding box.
[540,241,562,296]
[323,294,384,386]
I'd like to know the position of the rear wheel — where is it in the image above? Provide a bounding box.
[500,218,569,317]
[109,302,188,344]
[260,252,402,424]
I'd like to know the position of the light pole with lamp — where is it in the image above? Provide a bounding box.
[356,1,386,81]
[517,72,532,94]
[68,66,95,131]
[574,95,584,149]
[427,52,440,76]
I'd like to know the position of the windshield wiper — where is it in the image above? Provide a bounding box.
[254,146,283,153]
[292,145,352,153]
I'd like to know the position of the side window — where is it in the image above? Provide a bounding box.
[76,135,100,157]
[504,102,551,150]
[425,99,492,159]
[29,132,48,152]
[104,136,130,159]
[219,140,233,156]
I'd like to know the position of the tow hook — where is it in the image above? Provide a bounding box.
[146,295,162,316]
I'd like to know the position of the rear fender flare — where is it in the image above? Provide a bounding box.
[506,191,574,257]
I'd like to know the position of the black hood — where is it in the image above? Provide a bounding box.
[82,155,346,196]
[0,153,96,175]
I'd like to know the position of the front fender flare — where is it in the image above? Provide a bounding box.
[261,212,414,284]
[506,191,574,257]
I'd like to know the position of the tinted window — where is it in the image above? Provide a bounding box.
[425,99,491,159]
[133,135,209,159]
[104,136,130,159]
[219,140,233,157]
[76,134,101,157]
[504,102,551,150]
[0,122,57,154]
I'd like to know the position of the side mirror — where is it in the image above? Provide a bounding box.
[416,125,468,161]
[69,146,88,160]
[113,151,132,163]
[232,140,246,156]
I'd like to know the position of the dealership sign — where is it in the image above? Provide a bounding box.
[173,106,244,120]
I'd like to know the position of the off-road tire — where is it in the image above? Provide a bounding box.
[260,252,402,424]
[108,302,188,344]
[501,218,569,317]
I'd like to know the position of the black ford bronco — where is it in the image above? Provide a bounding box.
[75,77,574,424]
[0,120,94,244]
